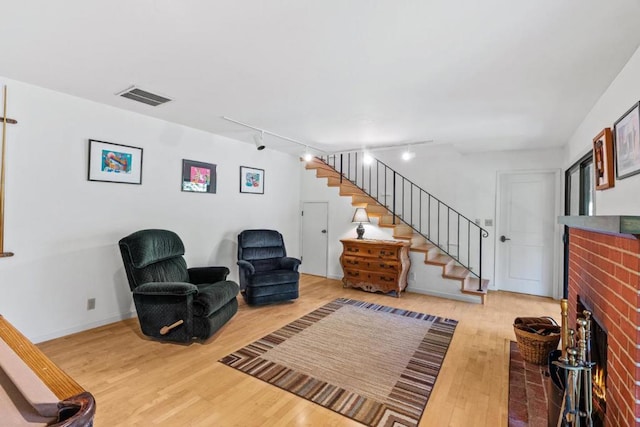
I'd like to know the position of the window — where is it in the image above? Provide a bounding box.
[565,152,594,216]
[563,151,593,298]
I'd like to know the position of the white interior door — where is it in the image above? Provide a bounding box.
[301,202,328,277]
[496,172,557,297]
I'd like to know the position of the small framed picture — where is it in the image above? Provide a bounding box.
[614,101,640,180]
[239,166,264,194]
[88,139,143,184]
[182,159,216,193]
[592,128,614,190]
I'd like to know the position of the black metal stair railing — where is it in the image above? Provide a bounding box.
[319,153,489,289]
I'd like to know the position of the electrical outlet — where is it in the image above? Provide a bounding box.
[409,272,416,281]
[87,298,96,310]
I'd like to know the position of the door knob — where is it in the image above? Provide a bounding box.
[500,235,511,242]
[321,229,327,234]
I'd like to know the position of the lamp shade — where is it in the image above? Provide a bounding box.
[351,208,370,224]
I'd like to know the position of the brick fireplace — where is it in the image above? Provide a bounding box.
[565,224,640,426]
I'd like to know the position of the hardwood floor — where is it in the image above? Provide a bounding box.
[37,275,560,426]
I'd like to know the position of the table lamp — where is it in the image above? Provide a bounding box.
[351,207,370,239]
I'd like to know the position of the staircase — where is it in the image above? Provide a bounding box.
[306,154,490,303]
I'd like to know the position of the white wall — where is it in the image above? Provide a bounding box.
[566,45,640,214]
[0,77,301,342]
[301,145,564,293]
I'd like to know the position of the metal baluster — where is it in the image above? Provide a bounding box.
[354,152,358,186]
[447,207,450,253]
[457,214,460,260]
[467,221,470,267]
[376,161,379,202]
[340,154,343,183]
[478,227,483,289]
[437,201,440,248]
[419,190,422,234]
[392,172,396,225]
[401,177,405,220]
[428,195,431,239]
[361,152,365,189]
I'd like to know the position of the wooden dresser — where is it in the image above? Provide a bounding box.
[340,238,411,297]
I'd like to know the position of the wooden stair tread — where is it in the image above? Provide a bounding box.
[462,278,489,294]
[443,265,469,280]
[339,187,364,196]
[425,254,453,266]
[393,234,414,240]
[304,159,332,170]
[316,169,340,178]
[410,243,435,253]
[379,223,397,228]
[365,205,388,214]
[379,215,401,226]
[352,195,378,204]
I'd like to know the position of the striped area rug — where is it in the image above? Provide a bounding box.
[219,298,457,427]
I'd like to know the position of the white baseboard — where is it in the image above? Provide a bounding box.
[33,311,137,344]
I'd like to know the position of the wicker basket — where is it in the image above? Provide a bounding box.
[513,317,561,365]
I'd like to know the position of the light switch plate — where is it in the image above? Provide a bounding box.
[484,219,493,227]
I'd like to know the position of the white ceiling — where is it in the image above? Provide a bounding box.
[2,1,640,155]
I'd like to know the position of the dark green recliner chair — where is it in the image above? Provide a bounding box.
[119,229,239,343]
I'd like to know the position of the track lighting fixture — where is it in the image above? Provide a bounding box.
[253,131,265,151]
[222,116,325,155]
[303,146,313,162]
[401,146,416,161]
[363,152,374,165]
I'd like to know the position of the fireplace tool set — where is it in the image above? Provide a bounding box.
[555,299,594,427]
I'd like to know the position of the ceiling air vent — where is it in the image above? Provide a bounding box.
[116,86,172,107]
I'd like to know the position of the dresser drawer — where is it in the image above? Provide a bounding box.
[343,268,398,292]
[343,268,397,283]
[342,256,399,272]
[343,244,399,260]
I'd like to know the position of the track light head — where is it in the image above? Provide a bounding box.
[253,132,265,151]
[303,147,313,162]
[363,152,374,165]
[401,150,416,161]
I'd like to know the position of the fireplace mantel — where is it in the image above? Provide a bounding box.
[558,215,640,235]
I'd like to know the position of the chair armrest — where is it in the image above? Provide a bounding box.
[133,282,198,296]
[237,260,255,275]
[188,266,230,284]
[280,257,301,271]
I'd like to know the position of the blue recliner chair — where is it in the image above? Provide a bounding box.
[237,229,301,305]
